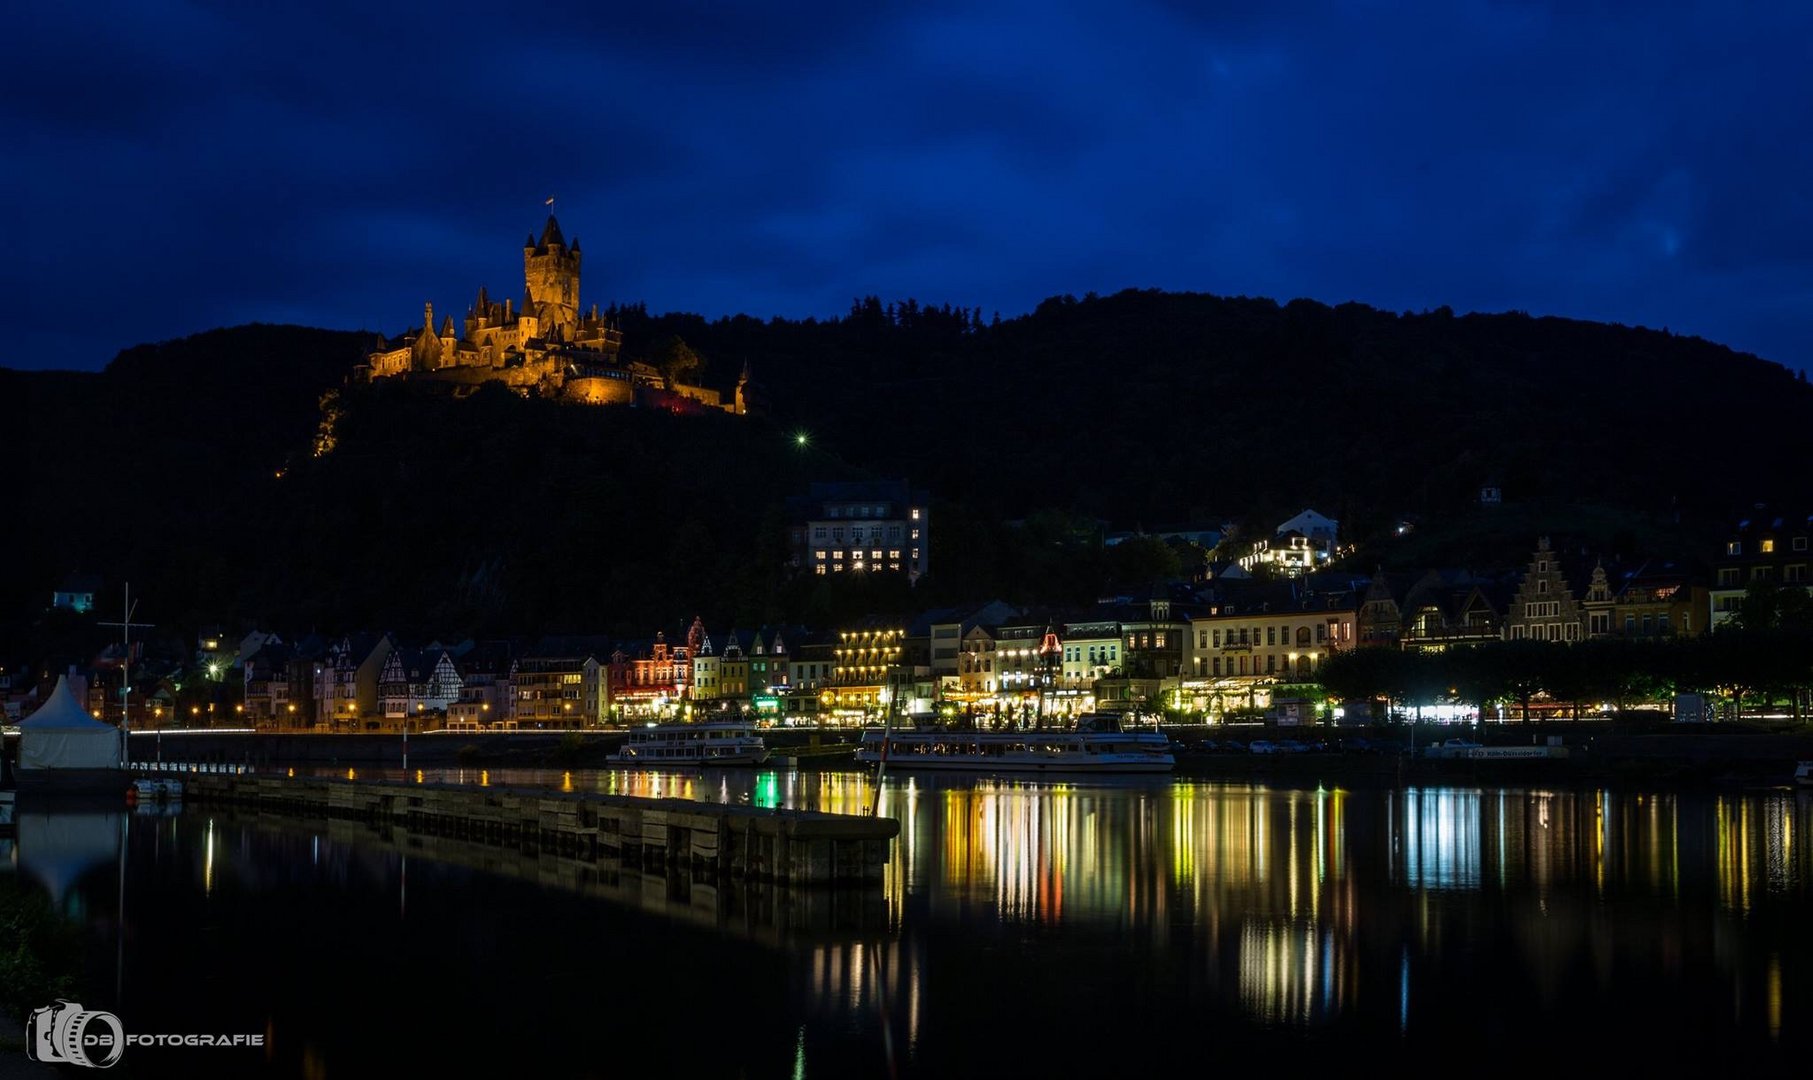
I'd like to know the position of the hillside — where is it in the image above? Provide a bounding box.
[5,292,1810,649]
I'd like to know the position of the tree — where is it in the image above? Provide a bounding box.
[650,335,703,389]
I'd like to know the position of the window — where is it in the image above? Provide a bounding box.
[833,527,844,542]
[1212,629,1221,647]
[911,529,921,540]
[1316,623,1328,643]
[1213,658,1221,675]
[1537,580,1549,594]
[813,526,827,540]
[888,549,901,560]
[815,550,826,560]
[1718,568,1740,586]
[832,550,844,560]
[814,565,827,575]
[1752,566,1774,581]
[1795,537,1808,552]
[1787,565,1808,583]
[1198,630,1208,648]
[1154,632,1166,648]
[1266,627,1276,646]
[1658,613,1671,634]
[911,508,921,520]
[871,549,882,561]
[1266,655,1276,674]
[1727,541,1742,556]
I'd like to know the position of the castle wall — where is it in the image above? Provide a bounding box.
[565,375,637,406]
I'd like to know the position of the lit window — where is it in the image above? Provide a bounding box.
[1727,541,1742,555]
[870,549,882,561]
[1761,538,1776,553]
[911,508,921,520]
[833,550,844,560]
[815,550,826,560]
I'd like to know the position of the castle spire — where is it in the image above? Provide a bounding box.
[424,302,434,333]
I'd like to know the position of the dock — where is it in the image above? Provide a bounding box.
[183,774,897,885]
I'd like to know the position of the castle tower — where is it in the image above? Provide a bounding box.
[523,214,580,340]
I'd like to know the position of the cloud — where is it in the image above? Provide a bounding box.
[1,0,1806,371]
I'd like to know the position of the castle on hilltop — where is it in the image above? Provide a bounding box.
[361,214,748,413]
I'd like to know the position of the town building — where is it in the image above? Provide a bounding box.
[608,632,694,719]
[1709,511,1813,627]
[449,643,514,729]
[379,647,463,725]
[1058,620,1124,691]
[825,624,905,716]
[51,574,101,614]
[787,480,930,583]
[1503,537,1584,642]
[512,655,607,726]
[1238,509,1340,576]
[1187,583,1358,683]
[312,633,393,725]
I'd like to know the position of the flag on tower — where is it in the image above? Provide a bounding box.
[545,195,555,206]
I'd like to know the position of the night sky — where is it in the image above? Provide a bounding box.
[6,1,1808,372]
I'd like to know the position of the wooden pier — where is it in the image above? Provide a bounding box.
[183,774,897,886]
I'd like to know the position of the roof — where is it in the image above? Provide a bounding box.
[538,214,566,249]
[21,676,113,732]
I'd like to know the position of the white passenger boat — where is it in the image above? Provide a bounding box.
[855,715,1174,774]
[607,722,769,766]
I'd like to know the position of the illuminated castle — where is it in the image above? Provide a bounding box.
[363,215,747,413]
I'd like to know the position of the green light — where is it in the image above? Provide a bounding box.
[794,431,810,448]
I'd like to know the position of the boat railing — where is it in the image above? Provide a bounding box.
[128,761,258,776]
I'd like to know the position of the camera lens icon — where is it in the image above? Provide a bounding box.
[26,1000,125,1069]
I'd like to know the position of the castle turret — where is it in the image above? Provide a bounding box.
[524,214,580,339]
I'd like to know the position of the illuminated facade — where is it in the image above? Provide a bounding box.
[312,633,393,725]
[511,655,607,726]
[1187,585,1358,683]
[787,480,929,583]
[378,647,462,722]
[1504,537,1583,642]
[363,215,747,413]
[608,632,694,718]
[827,625,904,710]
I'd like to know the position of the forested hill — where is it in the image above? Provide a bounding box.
[4,292,1810,644]
[614,290,1813,529]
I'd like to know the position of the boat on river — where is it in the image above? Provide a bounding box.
[855,715,1175,774]
[606,722,769,766]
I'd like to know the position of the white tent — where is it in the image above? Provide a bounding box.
[20,675,124,771]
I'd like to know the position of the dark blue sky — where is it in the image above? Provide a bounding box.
[6,1,1808,372]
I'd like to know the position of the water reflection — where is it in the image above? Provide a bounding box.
[11,777,1809,1074]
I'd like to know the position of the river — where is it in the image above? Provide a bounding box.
[5,769,1808,1076]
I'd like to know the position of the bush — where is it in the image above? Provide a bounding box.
[0,879,84,1018]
